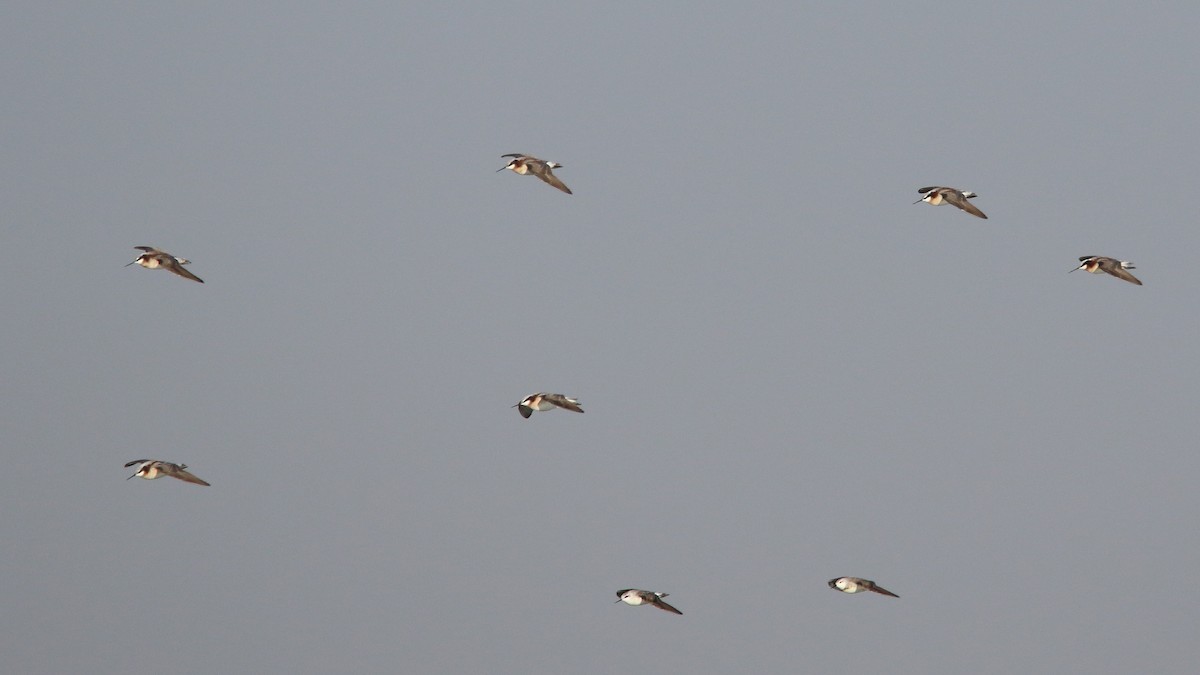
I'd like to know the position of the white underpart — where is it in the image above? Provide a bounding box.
[836,579,863,593]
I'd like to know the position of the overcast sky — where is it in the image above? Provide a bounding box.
[2,2,1199,673]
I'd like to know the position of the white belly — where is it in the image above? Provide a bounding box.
[835,579,863,593]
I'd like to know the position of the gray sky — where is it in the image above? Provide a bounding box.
[2,2,1198,673]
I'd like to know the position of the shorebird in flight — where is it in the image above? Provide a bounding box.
[125,246,204,283]
[914,186,987,219]
[514,393,584,419]
[828,577,899,598]
[1070,256,1142,285]
[125,460,211,486]
[615,589,683,615]
[498,154,572,194]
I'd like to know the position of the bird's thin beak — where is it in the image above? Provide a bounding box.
[124,261,137,267]
[1068,266,1080,273]
[912,199,924,205]
[614,599,622,603]
[496,166,508,172]
[127,474,136,480]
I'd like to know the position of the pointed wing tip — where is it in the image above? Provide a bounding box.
[1111,268,1143,285]
[958,202,988,219]
[171,266,205,283]
[656,601,683,615]
[542,175,572,194]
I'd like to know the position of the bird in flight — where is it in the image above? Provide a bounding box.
[914,186,987,219]
[125,246,204,283]
[1070,256,1142,285]
[828,576,899,598]
[498,154,572,194]
[513,393,584,419]
[124,460,211,486]
[615,589,683,615]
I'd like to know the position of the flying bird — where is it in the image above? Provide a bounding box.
[1070,256,1142,285]
[125,246,204,283]
[124,460,211,486]
[497,154,572,194]
[513,393,584,419]
[615,589,683,615]
[914,186,987,219]
[828,577,899,598]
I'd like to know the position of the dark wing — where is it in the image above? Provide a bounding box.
[917,186,940,194]
[545,395,584,413]
[1105,264,1143,285]
[955,197,988,219]
[518,405,533,419]
[166,260,204,283]
[133,246,159,253]
[163,463,211,486]
[124,459,152,467]
[653,597,683,615]
[1079,256,1097,262]
[867,581,900,598]
[500,153,526,159]
[538,170,572,195]
[868,581,897,595]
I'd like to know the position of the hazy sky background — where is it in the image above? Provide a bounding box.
[2,3,1199,673]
